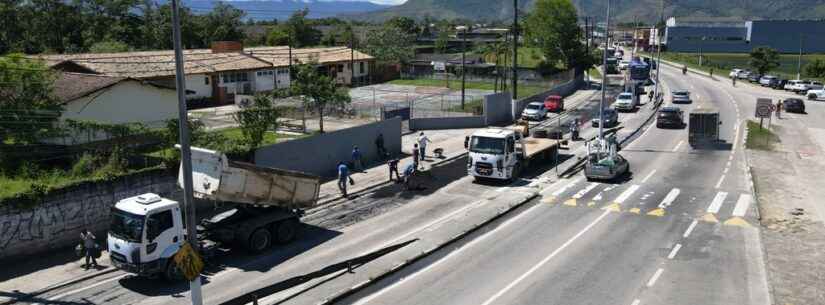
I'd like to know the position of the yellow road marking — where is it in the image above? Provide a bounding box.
[628,208,641,214]
[700,213,719,223]
[647,208,666,217]
[587,201,596,207]
[542,196,556,204]
[723,217,751,227]
[564,198,577,207]
[602,203,622,213]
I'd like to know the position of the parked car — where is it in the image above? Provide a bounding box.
[618,60,630,70]
[613,92,637,112]
[801,81,824,94]
[543,95,565,112]
[783,98,806,113]
[672,90,692,104]
[785,79,804,91]
[772,79,788,90]
[592,108,619,128]
[729,69,744,78]
[521,102,548,121]
[789,80,814,93]
[738,70,753,80]
[656,106,684,128]
[806,89,825,101]
[759,75,778,87]
[747,73,762,83]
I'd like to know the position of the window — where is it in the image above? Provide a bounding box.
[337,64,344,73]
[360,62,365,74]
[147,210,173,241]
[204,76,210,85]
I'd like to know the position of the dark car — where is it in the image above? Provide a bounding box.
[657,106,684,128]
[772,79,788,90]
[783,98,805,113]
[592,108,619,128]
[748,73,762,83]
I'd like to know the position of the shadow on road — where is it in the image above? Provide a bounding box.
[0,291,92,305]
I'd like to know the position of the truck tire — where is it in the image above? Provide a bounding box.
[164,260,184,281]
[509,163,522,182]
[246,228,272,253]
[275,219,299,244]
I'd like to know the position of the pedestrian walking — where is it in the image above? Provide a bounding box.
[709,68,714,77]
[337,162,352,197]
[732,77,737,87]
[776,100,783,119]
[647,90,654,102]
[80,229,98,270]
[417,132,431,160]
[375,133,386,158]
[351,146,364,172]
[412,144,420,169]
[388,157,400,182]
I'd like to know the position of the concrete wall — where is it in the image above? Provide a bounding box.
[0,169,177,261]
[61,80,178,128]
[410,116,486,130]
[514,71,585,119]
[185,74,213,99]
[483,93,512,126]
[255,117,402,177]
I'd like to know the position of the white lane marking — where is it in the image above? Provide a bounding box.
[657,188,681,209]
[667,244,683,260]
[551,177,583,197]
[41,274,128,304]
[350,202,547,305]
[706,192,729,214]
[479,210,612,305]
[613,185,640,204]
[646,268,665,287]
[572,182,600,199]
[732,194,752,217]
[672,140,684,152]
[729,155,734,161]
[683,220,699,238]
[631,299,641,305]
[723,167,729,174]
[715,175,726,189]
[641,170,657,184]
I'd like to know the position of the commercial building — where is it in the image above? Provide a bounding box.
[664,17,825,53]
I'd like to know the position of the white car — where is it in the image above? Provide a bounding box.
[729,69,744,78]
[785,79,805,91]
[790,80,814,93]
[618,60,630,70]
[521,102,547,121]
[801,81,824,94]
[613,92,637,111]
[807,89,825,101]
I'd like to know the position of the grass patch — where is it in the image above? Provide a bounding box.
[746,120,780,151]
[387,78,546,99]
[447,99,485,113]
[645,52,825,81]
[588,67,602,79]
[482,47,545,69]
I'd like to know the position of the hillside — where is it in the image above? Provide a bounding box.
[350,0,825,23]
[171,0,391,21]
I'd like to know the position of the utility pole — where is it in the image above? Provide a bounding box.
[599,0,611,141]
[512,0,519,100]
[460,25,467,109]
[350,37,355,87]
[797,33,804,80]
[654,0,664,104]
[170,1,202,305]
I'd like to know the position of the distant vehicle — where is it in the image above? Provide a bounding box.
[521,102,547,121]
[615,50,624,58]
[689,108,721,148]
[748,73,762,83]
[799,81,824,94]
[772,78,788,90]
[656,106,684,128]
[584,138,629,182]
[788,80,811,93]
[807,88,825,100]
[613,92,637,111]
[592,108,619,128]
[628,57,651,81]
[729,69,744,78]
[783,98,806,113]
[618,60,630,70]
[671,90,692,104]
[107,147,320,279]
[544,95,565,112]
[605,57,619,74]
[465,124,559,182]
[738,70,753,80]
[759,75,778,87]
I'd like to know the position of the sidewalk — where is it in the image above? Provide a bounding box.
[316,128,477,205]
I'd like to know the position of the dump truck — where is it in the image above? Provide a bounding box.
[465,122,560,181]
[688,108,721,147]
[107,146,321,279]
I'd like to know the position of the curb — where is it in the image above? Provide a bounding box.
[317,191,540,305]
[0,267,118,305]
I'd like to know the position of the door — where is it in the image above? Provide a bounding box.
[144,209,180,262]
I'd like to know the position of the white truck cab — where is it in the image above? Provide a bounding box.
[108,193,185,278]
[466,128,522,180]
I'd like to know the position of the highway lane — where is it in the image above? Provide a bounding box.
[335,63,769,305]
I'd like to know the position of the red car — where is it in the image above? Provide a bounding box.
[544,95,564,112]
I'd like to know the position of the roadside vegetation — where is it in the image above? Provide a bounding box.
[746,120,780,151]
[650,52,825,81]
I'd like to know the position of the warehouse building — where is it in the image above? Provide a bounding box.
[665,17,825,53]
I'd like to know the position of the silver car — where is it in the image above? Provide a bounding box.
[672,90,692,104]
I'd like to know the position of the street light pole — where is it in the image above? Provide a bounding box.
[512,0,519,100]
[797,34,804,80]
[599,0,611,141]
[460,26,467,109]
[654,0,664,104]
[170,0,202,304]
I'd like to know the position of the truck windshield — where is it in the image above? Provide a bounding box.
[110,208,144,243]
[470,136,505,154]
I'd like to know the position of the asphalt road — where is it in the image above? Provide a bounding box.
[334,62,772,305]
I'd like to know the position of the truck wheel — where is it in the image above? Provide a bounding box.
[164,260,184,281]
[510,163,522,182]
[275,219,299,244]
[246,228,272,253]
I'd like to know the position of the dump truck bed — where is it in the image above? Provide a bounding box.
[523,137,559,159]
[183,146,322,209]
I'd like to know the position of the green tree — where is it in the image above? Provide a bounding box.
[749,47,780,75]
[284,9,321,47]
[233,95,281,149]
[89,40,130,53]
[435,29,449,54]
[364,23,415,65]
[266,26,290,46]
[198,2,246,46]
[804,59,825,78]
[289,62,351,133]
[524,0,592,69]
[386,17,417,35]
[0,55,62,144]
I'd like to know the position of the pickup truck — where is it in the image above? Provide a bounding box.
[107,147,321,279]
[465,123,560,182]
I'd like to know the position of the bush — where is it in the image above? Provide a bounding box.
[805,59,825,78]
[97,147,128,178]
[71,153,98,177]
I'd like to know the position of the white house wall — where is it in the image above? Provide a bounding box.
[185,74,212,99]
[61,81,178,127]
[255,69,275,92]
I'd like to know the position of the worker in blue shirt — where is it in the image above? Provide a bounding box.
[352,146,364,172]
[337,161,351,197]
[402,163,416,190]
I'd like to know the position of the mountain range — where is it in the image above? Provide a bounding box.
[172,0,392,21]
[348,0,825,23]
